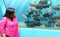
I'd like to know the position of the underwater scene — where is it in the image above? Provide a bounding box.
[1,0,60,30]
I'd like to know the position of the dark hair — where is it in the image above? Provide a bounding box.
[4,8,15,21]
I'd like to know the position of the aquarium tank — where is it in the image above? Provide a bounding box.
[0,0,60,30]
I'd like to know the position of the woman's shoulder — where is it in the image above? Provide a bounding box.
[2,17,7,20]
[3,17,7,18]
[0,17,7,22]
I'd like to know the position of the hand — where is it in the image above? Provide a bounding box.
[0,34,3,37]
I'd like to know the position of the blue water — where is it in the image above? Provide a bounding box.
[0,0,60,22]
[5,0,60,22]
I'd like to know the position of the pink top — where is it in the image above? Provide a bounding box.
[0,17,18,37]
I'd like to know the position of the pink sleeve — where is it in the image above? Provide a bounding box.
[0,17,7,34]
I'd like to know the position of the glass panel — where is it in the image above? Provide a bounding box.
[0,6,3,20]
[1,0,60,30]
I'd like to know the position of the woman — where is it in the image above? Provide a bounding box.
[0,8,18,37]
